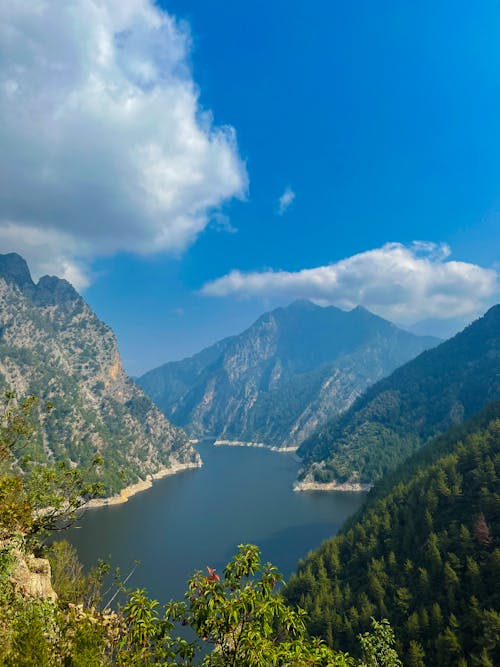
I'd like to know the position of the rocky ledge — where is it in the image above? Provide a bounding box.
[9,548,57,601]
[86,459,203,508]
[214,438,297,452]
[293,479,372,493]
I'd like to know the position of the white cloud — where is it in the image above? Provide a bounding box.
[0,0,247,289]
[209,212,237,234]
[200,242,499,322]
[277,187,295,215]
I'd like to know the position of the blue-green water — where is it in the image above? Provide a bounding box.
[68,442,365,603]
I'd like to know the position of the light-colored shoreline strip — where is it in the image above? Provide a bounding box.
[293,480,372,493]
[85,460,202,509]
[214,439,297,453]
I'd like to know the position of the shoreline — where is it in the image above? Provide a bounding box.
[213,438,297,453]
[293,479,372,493]
[85,460,203,509]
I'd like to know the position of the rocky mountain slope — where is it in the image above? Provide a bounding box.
[0,253,199,495]
[297,304,500,487]
[139,300,439,449]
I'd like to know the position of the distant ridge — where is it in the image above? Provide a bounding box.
[0,253,199,495]
[139,300,440,449]
[298,304,500,485]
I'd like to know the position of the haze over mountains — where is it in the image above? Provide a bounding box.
[139,300,439,449]
[0,253,199,495]
[298,304,500,486]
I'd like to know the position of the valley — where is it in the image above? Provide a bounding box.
[0,253,498,666]
[1,4,498,663]
[68,440,366,605]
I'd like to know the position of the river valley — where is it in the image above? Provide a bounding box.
[68,441,366,603]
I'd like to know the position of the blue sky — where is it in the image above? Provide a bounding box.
[1,1,499,374]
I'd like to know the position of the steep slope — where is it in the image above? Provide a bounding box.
[285,403,500,666]
[298,304,500,486]
[0,253,199,495]
[139,300,439,449]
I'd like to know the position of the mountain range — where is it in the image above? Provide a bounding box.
[0,253,199,495]
[298,304,500,487]
[139,300,439,449]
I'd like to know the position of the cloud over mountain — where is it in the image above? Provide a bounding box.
[0,0,247,288]
[201,242,498,323]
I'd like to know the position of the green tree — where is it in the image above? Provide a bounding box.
[0,393,103,546]
[182,543,355,666]
[116,589,193,667]
[48,540,108,608]
[357,618,402,667]
[406,641,425,667]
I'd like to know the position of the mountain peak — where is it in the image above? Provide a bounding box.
[351,304,370,314]
[0,253,198,495]
[34,275,80,306]
[485,303,500,318]
[349,304,389,321]
[0,253,34,291]
[139,298,441,449]
[287,299,318,310]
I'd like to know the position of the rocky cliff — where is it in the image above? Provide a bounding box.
[9,548,57,601]
[139,300,440,449]
[0,253,200,495]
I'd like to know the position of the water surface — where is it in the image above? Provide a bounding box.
[69,442,365,602]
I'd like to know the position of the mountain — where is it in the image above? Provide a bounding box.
[285,402,500,666]
[139,300,439,449]
[298,304,500,486]
[0,253,199,495]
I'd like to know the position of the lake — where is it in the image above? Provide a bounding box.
[68,441,366,603]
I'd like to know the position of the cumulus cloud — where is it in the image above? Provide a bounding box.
[277,187,295,215]
[200,242,499,322]
[0,0,247,289]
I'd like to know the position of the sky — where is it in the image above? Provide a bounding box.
[1,0,499,375]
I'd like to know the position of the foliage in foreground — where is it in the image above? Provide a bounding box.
[0,393,104,547]
[1,541,402,666]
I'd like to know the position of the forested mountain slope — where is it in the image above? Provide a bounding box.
[298,304,500,485]
[285,403,500,666]
[0,253,199,494]
[139,300,438,449]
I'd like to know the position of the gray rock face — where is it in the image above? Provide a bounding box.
[139,300,440,449]
[0,253,199,494]
[10,550,57,601]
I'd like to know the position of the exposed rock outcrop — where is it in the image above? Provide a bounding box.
[139,300,440,449]
[10,550,57,601]
[0,253,200,495]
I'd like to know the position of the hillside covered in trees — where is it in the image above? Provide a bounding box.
[298,304,500,485]
[285,402,500,666]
